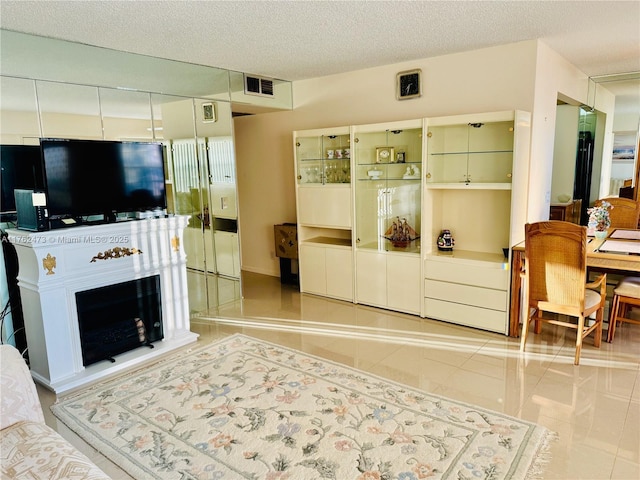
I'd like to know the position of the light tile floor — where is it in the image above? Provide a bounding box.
[37,271,640,479]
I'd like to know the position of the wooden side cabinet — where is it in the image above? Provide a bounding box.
[549,199,581,224]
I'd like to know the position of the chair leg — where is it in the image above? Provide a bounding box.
[594,308,603,348]
[534,310,543,334]
[520,309,531,352]
[608,295,620,343]
[574,315,585,365]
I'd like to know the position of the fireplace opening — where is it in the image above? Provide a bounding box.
[76,275,163,366]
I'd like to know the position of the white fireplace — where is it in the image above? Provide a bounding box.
[7,215,198,394]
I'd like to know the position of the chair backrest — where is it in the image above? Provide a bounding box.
[595,197,640,229]
[525,221,588,314]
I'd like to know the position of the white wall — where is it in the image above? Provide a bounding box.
[234,40,613,277]
[614,111,640,132]
[551,105,580,203]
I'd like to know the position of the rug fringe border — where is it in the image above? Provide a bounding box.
[525,429,559,480]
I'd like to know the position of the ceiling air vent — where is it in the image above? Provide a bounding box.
[244,74,274,97]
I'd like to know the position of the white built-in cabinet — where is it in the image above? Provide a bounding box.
[299,242,353,301]
[293,111,531,334]
[294,127,354,300]
[356,250,422,314]
[423,111,531,334]
[353,120,424,315]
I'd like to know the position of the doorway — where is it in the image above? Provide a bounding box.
[551,104,604,222]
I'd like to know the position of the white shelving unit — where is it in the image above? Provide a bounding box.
[422,111,531,333]
[353,119,424,315]
[292,111,531,334]
[294,127,353,300]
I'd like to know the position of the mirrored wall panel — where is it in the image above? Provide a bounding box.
[0,76,40,145]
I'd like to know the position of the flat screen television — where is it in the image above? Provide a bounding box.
[40,138,166,222]
[0,145,45,221]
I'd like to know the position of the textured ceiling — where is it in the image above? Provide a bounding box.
[1,0,638,82]
[1,0,639,116]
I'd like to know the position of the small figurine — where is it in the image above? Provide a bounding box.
[402,165,421,179]
[437,229,454,251]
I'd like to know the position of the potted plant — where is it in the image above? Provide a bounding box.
[587,201,612,238]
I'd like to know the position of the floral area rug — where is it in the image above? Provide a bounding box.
[51,334,555,479]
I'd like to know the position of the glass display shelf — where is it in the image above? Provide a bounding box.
[296,132,351,185]
[356,161,422,182]
[426,120,514,186]
[303,236,352,248]
[358,239,421,254]
[354,124,423,253]
[424,248,508,267]
[425,182,512,190]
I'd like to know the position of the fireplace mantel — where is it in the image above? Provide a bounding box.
[7,215,198,393]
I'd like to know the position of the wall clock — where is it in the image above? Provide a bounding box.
[396,69,422,100]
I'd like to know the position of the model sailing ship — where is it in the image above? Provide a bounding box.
[383,216,420,247]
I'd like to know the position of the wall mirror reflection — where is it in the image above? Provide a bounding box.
[0,30,289,346]
[551,72,640,224]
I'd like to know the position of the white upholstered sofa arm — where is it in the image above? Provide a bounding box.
[1,344,112,479]
[0,344,45,429]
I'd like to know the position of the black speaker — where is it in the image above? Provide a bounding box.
[15,189,48,231]
[0,231,28,358]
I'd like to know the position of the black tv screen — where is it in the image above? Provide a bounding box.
[41,138,166,220]
[0,145,45,218]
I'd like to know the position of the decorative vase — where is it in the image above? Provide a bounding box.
[594,229,608,239]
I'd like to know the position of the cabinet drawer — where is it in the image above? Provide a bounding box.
[424,279,507,311]
[425,259,507,290]
[424,298,506,333]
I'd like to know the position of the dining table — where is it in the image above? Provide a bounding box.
[508,228,640,337]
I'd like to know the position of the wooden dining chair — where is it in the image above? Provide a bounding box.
[520,221,607,365]
[595,197,640,229]
[607,276,640,342]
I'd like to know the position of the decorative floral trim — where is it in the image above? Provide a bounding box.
[90,247,142,262]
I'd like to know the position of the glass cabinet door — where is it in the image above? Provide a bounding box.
[427,120,514,185]
[296,133,350,185]
[467,121,513,183]
[355,126,422,252]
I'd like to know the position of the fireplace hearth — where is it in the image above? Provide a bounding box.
[76,275,163,366]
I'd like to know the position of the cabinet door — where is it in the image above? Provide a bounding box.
[467,121,514,183]
[326,248,353,300]
[214,231,240,278]
[387,255,421,314]
[426,124,468,183]
[204,228,216,273]
[300,244,327,295]
[298,186,351,228]
[296,133,350,185]
[356,250,387,307]
[184,226,205,271]
[296,136,323,185]
[426,118,514,185]
[354,125,422,253]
